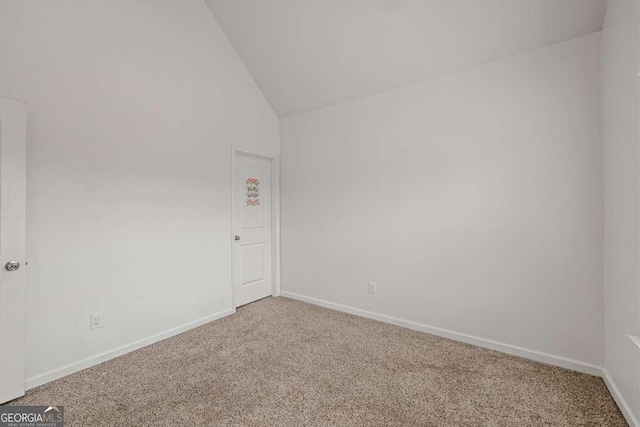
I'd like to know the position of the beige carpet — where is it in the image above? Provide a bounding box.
[7,297,625,426]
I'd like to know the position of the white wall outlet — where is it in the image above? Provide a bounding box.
[90,312,104,330]
[368,281,377,295]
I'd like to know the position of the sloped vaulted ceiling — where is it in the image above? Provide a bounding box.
[205,0,608,117]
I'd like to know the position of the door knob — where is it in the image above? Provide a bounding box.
[235,235,240,241]
[5,261,20,271]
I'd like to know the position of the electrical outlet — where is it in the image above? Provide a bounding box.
[368,281,377,295]
[90,312,104,330]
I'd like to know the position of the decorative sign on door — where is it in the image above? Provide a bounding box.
[246,177,261,206]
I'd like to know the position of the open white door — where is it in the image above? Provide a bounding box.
[0,97,27,403]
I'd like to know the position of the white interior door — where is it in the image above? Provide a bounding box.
[0,97,27,403]
[234,153,273,307]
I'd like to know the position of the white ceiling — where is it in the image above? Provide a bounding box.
[205,0,608,118]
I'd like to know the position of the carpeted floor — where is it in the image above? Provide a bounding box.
[7,297,626,426]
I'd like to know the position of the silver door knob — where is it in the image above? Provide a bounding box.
[235,235,240,241]
[5,261,20,271]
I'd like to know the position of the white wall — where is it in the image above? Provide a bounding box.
[0,0,278,380]
[281,33,603,367]
[602,0,640,422]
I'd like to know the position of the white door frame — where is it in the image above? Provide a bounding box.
[230,147,280,309]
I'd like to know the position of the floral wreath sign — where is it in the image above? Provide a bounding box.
[246,177,260,206]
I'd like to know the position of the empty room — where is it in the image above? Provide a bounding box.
[0,0,639,425]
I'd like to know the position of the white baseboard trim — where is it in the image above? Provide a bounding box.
[25,308,235,390]
[281,291,603,377]
[603,369,640,427]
